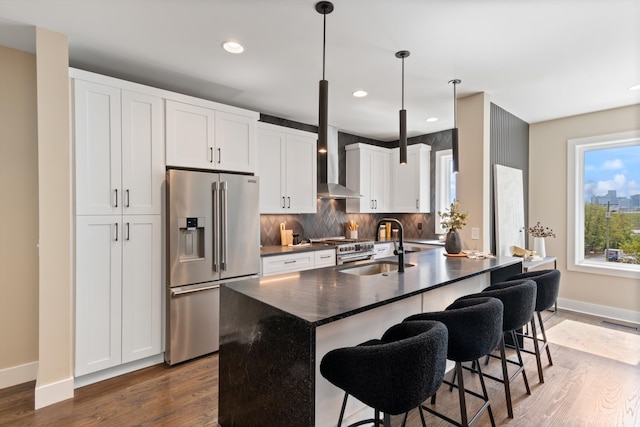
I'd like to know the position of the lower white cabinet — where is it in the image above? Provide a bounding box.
[261,249,336,277]
[314,249,337,268]
[75,215,162,376]
[262,252,315,277]
[373,242,394,259]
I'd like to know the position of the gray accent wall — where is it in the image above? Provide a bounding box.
[490,103,529,255]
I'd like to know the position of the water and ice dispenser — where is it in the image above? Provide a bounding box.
[178,217,205,261]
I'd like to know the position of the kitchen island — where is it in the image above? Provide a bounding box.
[219,247,521,427]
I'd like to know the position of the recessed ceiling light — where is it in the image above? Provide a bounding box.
[629,84,640,91]
[222,41,244,54]
[426,117,438,122]
[352,90,368,98]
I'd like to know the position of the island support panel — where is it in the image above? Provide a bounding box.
[219,285,315,426]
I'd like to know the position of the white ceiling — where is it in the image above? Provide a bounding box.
[1,0,639,141]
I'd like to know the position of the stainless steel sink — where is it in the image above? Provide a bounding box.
[339,261,415,276]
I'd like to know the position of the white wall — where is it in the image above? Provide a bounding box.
[529,104,640,322]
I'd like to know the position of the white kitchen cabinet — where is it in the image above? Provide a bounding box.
[373,242,394,259]
[392,144,431,213]
[165,100,256,173]
[262,252,316,277]
[75,215,162,376]
[74,79,164,216]
[257,122,317,214]
[345,143,391,213]
[314,249,336,268]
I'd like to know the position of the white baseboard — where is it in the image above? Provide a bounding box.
[35,376,74,409]
[558,298,640,325]
[0,361,38,389]
[74,353,164,389]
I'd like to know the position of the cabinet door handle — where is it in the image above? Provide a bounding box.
[416,199,419,209]
[374,199,378,209]
[114,223,119,241]
[218,148,221,164]
[282,196,286,209]
[126,222,130,241]
[287,197,291,209]
[114,189,118,208]
[209,147,214,163]
[370,200,374,209]
[126,189,130,208]
[284,260,297,264]
[320,255,331,259]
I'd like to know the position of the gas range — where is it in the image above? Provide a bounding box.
[311,237,376,264]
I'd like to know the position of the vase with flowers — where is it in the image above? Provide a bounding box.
[438,200,469,254]
[521,222,555,258]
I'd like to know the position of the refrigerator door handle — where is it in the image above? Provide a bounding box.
[221,180,228,271]
[212,181,220,272]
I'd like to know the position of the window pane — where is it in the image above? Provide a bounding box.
[583,145,640,265]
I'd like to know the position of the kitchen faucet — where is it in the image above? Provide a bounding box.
[375,218,405,272]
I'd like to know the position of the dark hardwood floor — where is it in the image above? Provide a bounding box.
[1,310,638,426]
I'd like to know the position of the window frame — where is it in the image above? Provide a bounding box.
[435,149,454,235]
[567,130,640,279]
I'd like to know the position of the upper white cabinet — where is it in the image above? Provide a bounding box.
[74,79,164,216]
[165,100,257,173]
[346,143,391,213]
[257,122,317,214]
[346,143,431,213]
[392,144,431,213]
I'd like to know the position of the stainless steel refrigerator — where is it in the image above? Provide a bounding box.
[166,169,260,365]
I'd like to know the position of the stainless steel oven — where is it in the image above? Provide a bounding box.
[322,239,376,265]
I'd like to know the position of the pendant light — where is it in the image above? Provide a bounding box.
[449,79,461,173]
[396,50,410,164]
[316,1,334,154]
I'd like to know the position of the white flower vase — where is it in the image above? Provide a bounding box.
[533,237,546,258]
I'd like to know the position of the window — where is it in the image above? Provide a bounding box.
[435,149,457,234]
[567,130,640,278]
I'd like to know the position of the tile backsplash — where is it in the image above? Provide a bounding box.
[260,199,437,246]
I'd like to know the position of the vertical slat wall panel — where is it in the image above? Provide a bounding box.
[490,103,529,255]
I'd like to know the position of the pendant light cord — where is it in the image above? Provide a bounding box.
[453,81,457,126]
[322,12,326,80]
[401,57,405,109]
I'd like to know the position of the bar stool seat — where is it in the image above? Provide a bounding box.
[507,269,561,383]
[320,320,448,427]
[404,296,504,427]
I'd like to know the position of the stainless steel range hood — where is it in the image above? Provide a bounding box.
[317,126,363,199]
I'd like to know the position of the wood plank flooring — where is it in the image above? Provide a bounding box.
[1,310,638,426]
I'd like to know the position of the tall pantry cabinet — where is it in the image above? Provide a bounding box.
[72,71,163,377]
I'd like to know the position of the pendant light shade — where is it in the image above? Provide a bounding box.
[449,79,461,173]
[316,1,334,154]
[396,50,410,165]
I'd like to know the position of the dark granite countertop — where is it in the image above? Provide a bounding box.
[226,248,522,326]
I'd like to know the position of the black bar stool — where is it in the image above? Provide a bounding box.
[507,269,561,383]
[320,320,448,427]
[457,279,537,418]
[404,296,504,427]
